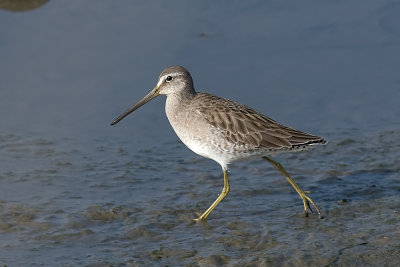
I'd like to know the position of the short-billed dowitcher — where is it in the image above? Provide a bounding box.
[111,66,326,221]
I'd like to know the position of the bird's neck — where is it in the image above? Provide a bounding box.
[165,90,196,119]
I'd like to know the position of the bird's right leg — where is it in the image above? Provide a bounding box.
[194,166,230,222]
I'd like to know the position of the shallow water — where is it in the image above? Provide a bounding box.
[1,0,400,266]
[0,129,399,266]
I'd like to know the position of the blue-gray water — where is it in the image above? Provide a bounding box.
[1,1,400,266]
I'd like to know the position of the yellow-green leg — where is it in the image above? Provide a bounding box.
[194,166,230,222]
[262,156,321,216]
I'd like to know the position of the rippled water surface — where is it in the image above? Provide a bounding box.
[1,0,400,266]
[1,129,399,266]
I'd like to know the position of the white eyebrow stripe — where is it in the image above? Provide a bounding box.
[157,72,183,87]
[156,77,164,88]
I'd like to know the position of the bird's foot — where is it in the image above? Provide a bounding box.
[193,213,207,223]
[300,190,323,219]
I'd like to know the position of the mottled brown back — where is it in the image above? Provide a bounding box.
[193,93,326,151]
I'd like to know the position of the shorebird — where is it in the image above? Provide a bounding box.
[111,66,326,221]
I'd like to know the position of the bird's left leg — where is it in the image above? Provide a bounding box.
[262,156,321,217]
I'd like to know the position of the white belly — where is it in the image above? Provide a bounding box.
[165,96,259,168]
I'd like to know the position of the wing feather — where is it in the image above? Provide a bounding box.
[194,93,326,150]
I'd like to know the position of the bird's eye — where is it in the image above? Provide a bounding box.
[165,76,173,82]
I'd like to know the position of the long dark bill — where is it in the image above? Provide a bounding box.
[110,86,159,125]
